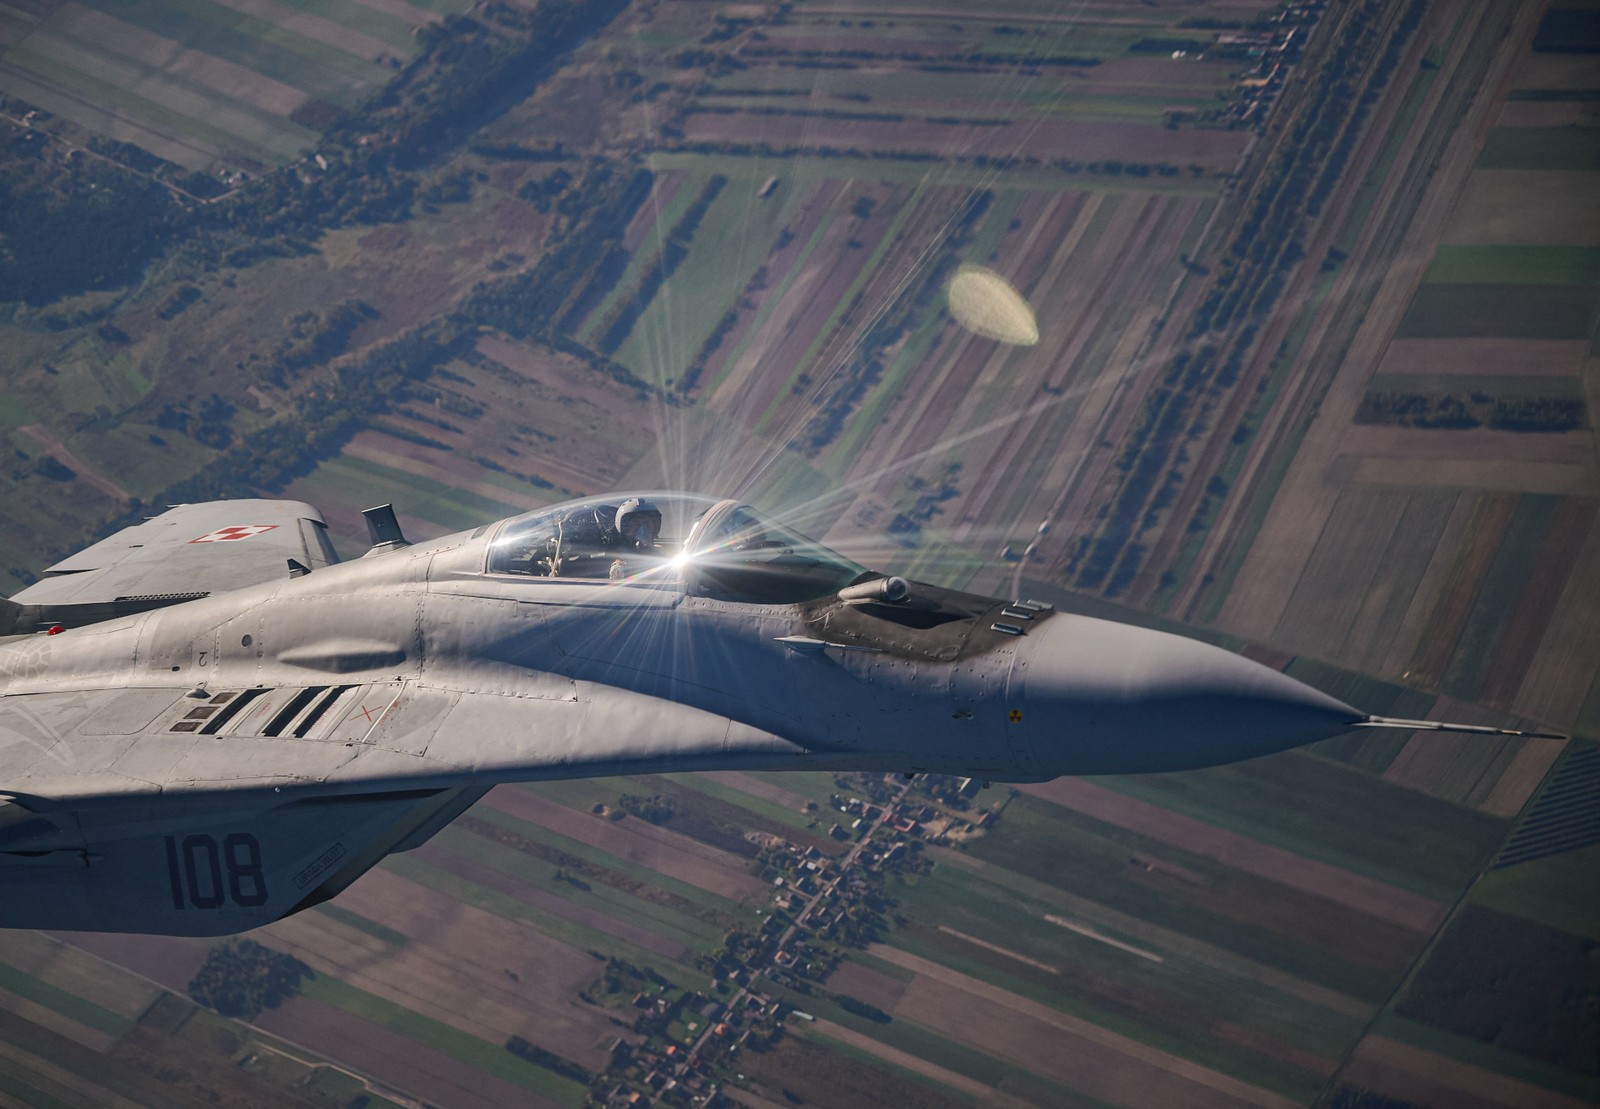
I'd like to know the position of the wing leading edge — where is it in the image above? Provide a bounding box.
[5,500,338,633]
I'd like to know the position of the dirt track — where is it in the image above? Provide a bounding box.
[18,425,129,502]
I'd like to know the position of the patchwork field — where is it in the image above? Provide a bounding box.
[0,0,471,172]
[1,0,1597,1107]
[0,744,1562,1107]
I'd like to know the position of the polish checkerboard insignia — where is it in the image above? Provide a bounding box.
[189,525,280,543]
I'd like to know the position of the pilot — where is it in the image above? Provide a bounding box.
[615,498,662,552]
[603,499,663,582]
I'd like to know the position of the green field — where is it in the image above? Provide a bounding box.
[1367,372,1584,395]
[1423,245,1600,285]
[0,962,131,1038]
[1477,127,1600,170]
[312,903,411,949]
[298,454,527,533]
[429,823,730,954]
[887,864,1353,1090]
[1470,842,1600,939]
[963,794,1415,1001]
[0,1,1592,1106]
[472,790,752,918]
[764,976,1084,1102]
[612,175,796,381]
[379,851,708,992]
[1395,284,1600,339]
[1441,494,1560,701]
[1371,1011,1600,1103]
[299,975,590,1106]
[1097,750,1507,899]
[5,38,316,164]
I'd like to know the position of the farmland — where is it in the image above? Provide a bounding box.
[2,752,1585,1107]
[0,0,1597,1107]
[0,0,474,173]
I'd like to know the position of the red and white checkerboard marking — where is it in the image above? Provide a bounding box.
[188,525,280,544]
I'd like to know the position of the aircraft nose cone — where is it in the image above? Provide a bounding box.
[1013,615,1360,775]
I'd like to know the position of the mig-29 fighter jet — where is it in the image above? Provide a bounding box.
[0,493,1558,935]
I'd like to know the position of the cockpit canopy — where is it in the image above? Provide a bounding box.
[485,492,870,604]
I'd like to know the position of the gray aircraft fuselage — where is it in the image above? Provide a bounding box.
[0,492,1438,934]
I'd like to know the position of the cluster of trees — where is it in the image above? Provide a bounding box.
[90,130,227,200]
[155,393,237,449]
[592,956,665,1000]
[126,319,466,518]
[619,793,676,824]
[1052,158,1196,177]
[661,141,1185,181]
[1128,37,1212,54]
[466,164,655,340]
[504,1037,593,1083]
[1069,2,1425,598]
[379,1,626,170]
[470,140,572,161]
[30,454,75,482]
[689,104,910,123]
[419,170,478,212]
[1194,0,1424,336]
[741,46,1101,70]
[1357,391,1586,432]
[218,0,629,250]
[155,285,201,320]
[700,12,755,44]
[835,994,892,1023]
[0,144,184,305]
[86,135,167,175]
[516,167,574,212]
[267,299,380,386]
[187,939,313,1020]
[1070,328,1254,595]
[2,0,633,309]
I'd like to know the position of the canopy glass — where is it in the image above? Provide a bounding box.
[485,493,868,604]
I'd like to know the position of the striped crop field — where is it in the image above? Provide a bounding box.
[0,0,474,172]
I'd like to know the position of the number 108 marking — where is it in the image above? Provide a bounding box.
[163,833,269,909]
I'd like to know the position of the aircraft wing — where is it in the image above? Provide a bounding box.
[0,783,486,935]
[0,677,810,934]
[5,500,338,629]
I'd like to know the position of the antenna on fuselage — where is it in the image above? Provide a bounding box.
[361,504,411,557]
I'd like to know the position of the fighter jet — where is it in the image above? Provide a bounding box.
[0,493,1557,935]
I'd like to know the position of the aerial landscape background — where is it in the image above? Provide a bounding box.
[0,0,1596,1106]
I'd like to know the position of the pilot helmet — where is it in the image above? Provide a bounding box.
[615,498,662,551]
